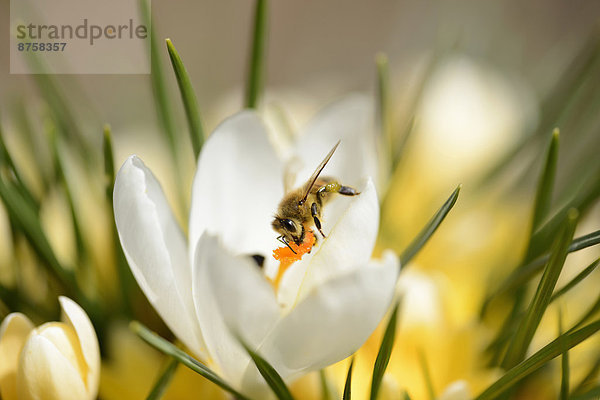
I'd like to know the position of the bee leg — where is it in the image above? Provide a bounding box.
[338,185,360,196]
[311,202,326,238]
[317,182,360,198]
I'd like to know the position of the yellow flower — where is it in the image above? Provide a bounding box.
[0,297,100,400]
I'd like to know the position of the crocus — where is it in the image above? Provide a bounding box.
[0,297,100,400]
[114,97,398,396]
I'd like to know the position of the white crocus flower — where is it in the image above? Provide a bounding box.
[0,297,100,400]
[114,104,398,396]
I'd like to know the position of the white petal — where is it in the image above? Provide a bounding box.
[294,95,377,189]
[439,380,471,400]
[0,313,34,400]
[113,156,206,357]
[17,333,88,400]
[278,178,379,308]
[58,297,100,397]
[197,235,280,348]
[260,252,398,378]
[191,234,252,387]
[189,111,284,263]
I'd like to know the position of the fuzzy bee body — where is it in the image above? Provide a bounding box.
[272,142,359,251]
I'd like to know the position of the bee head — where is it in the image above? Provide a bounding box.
[272,217,305,245]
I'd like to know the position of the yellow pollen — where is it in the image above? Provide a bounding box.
[271,231,316,289]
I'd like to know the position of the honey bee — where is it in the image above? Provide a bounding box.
[272,141,360,253]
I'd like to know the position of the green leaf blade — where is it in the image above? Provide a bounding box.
[146,358,179,400]
[240,341,294,400]
[343,358,354,400]
[245,0,268,109]
[165,38,204,160]
[376,53,393,171]
[130,321,251,400]
[400,185,461,266]
[501,209,579,369]
[530,129,559,235]
[559,310,569,400]
[370,302,400,400]
[551,257,600,303]
[476,319,600,400]
[417,349,435,400]
[482,229,600,315]
[0,177,75,291]
[139,0,178,160]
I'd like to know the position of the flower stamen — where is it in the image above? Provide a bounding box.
[271,230,316,288]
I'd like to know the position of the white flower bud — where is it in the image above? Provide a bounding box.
[0,297,99,400]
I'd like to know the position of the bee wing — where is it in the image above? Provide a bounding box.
[300,140,340,203]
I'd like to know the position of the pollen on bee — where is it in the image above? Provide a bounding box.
[271,231,316,288]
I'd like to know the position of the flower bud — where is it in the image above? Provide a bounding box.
[0,297,99,400]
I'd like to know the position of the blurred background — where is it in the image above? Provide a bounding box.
[1,0,598,132]
[1,0,600,399]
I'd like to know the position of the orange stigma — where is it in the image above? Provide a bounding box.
[271,231,316,288]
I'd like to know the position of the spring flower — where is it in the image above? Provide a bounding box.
[113,101,398,396]
[0,297,100,400]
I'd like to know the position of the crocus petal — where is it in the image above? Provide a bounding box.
[192,234,253,387]
[59,296,100,397]
[259,251,398,379]
[278,178,379,308]
[17,328,88,400]
[114,156,206,357]
[0,313,34,400]
[197,234,280,348]
[293,95,377,189]
[189,111,284,264]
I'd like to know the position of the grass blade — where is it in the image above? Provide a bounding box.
[165,38,205,160]
[393,45,445,168]
[572,386,600,400]
[0,121,38,210]
[0,176,76,291]
[572,357,600,396]
[103,125,134,316]
[482,229,600,312]
[475,319,600,400]
[399,185,461,266]
[130,321,251,400]
[417,348,435,400]
[139,0,178,160]
[529,165,600,260]
[370,302,400,400]
[530,129,559,235]
[501,209,578,369]
[103,124,116,201]
[559,310,569,400]
[49,124,87,267]
[342,358,354,400]
[139,1,188,214]
[146,358,179,400]
[569,292,600,332]
[319,370,332,400]
[376,53,393,170]
[477,30,600,188]
[245,0,268,109]
[551,257,600,303]
[240,340,294,400]
[487,257,600,360]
